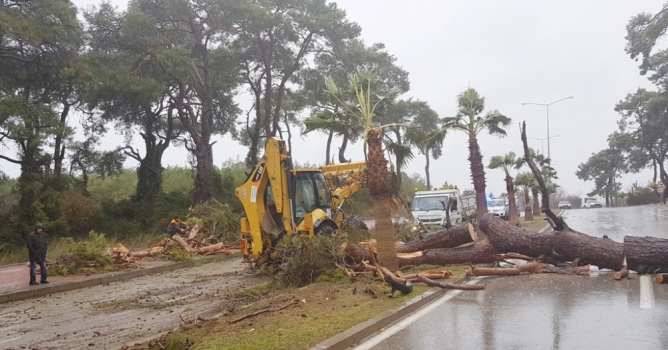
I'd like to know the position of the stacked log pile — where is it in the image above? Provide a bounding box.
[107,224,236,264]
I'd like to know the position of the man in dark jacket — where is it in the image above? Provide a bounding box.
[27,224,48,285]
[166,217,188,238]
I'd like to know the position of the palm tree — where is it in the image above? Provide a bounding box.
[514,172,536,221]
[303,108,363,164]
[442,88,511,223]
[306,69,406,270]
[488,152,520,225]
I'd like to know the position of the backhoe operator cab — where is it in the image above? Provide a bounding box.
[235,138,345,262]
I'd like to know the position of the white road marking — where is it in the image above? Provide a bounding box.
[353,277,484,350]
[639,275,654,309]
[0,336,22,344]
[643,210,668,218]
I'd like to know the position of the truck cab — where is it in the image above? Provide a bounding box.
[411,188,473,230]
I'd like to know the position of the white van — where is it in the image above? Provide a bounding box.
[581,197,603,208]
[487,197,509,220]
[411,189,476,229]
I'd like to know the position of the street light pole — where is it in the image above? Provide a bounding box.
[528,135,560,155]
[521,96,573,160]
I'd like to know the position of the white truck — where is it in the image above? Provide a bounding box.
[581,197,603,209]
[410,189,476,231]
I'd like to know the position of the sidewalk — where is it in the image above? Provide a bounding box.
[0,255,231,304]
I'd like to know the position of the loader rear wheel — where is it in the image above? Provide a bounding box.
[340,216,369,231]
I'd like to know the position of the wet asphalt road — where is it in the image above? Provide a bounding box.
[357,205,668,350]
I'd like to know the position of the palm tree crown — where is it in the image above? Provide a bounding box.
[442,88,512,138]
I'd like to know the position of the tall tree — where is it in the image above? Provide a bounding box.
[488,152,520,226]
[615,89,668,203]
[576,134,628,207]
[83,3,185,202]
[235,0,360,167]
[442,88,511,223]
[624,6,668,203]
[112,0,240,204]
[0,0,83,222]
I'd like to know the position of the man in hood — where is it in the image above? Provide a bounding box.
[27,224,48,285]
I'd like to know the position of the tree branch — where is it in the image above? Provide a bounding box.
[0,154,21,164]
[520,121,568,231]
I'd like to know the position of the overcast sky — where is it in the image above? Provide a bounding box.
[4,0,665,197]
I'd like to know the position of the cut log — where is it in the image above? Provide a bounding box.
[343,243,374,264]
[480,213,624,270]
[396,223,476,253]
[539,265,590,275]
[516,262,549,273]
[401,271,452,281]
[397,239,500,267]
[416,275,486,290]
[614,265,629,280]
[128,250,150,259]
[187,224,201,240]
[654,274,668,284]
[624,236,668,273]
[467,267,521,276]
[171,235,197,252]
[198,243,227,254]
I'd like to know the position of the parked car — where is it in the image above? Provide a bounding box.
[558,201,571,209]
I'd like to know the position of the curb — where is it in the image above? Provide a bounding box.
[0,255,231,304]
[538,209,565,233]
[310,275,468,350]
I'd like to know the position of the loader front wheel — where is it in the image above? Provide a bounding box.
[315,220,337,235]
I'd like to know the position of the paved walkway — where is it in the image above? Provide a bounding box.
[0,260,171,295]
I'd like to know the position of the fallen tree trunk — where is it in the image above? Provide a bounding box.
[624,236,668,274]
[480,213,624,270]
[397,239,500,267]
[396,223,476,253]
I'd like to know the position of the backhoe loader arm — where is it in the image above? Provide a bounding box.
[320,162,366,223]
[235,138,295,260]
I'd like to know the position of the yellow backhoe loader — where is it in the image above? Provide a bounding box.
[235,138,366,262]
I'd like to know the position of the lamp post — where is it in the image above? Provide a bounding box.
[521,96,573,159]
[527,135,560,156]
